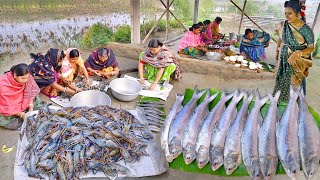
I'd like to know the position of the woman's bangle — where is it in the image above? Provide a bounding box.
[75,87,79,93]
[20,112,25,118]
[28,104,34,107]
[63,87,67,93]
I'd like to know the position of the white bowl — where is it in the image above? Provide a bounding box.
[206,52,222,61]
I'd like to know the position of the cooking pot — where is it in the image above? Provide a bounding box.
[106,78,142,102]
[70,90,111,107]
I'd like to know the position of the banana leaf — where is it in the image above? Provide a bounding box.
[169,88,320,176]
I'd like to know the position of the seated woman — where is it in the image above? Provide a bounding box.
[29,48,78,97]
[201,20,213,44]
[178,24,207,57]
[84,47,120,79]
[0,63,40,130]
[240,28,270,62]
[139,39,182,90]
[60,48,91,88]
[208,17,224,42]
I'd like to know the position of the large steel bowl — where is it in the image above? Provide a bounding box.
[108,78,141,102]
[70,90,111,107]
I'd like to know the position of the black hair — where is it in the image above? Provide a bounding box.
[215,17,222,23]
[9,63,30,76]
[69,49,80,58]
[203,20,211,25]
[284,0,301,13]
[198,22,204,26]
[189,24,201,31]
[148,39,163,48]
[97,48,109,60]
[245,28,253,35]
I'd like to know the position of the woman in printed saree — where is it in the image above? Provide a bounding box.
[0,64,40,130]
[139,39,182,90]
[240,28,270,62]
[201,20,213,44]
[178,24,207,57]
[29,48,78,97]
[60,48,91,88]
[273,0,314,102]
[84,47,119,79]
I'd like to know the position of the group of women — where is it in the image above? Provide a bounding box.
[178,17,223,57]
[0,39,182,130]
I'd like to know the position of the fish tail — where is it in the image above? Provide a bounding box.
[176,93,185,102]
[268,91,281,105]
[255,89,269,107]
[208,92,219,102]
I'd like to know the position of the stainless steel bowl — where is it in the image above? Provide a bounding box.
[108,78,142,101]
[70,90,111,107]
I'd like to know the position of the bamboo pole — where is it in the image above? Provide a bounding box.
[166,0,170,41]
[238,0,247,34]
[160,0,187,31]
[130,0,141,44]
[193,0,200,24]
[142,10,167,44]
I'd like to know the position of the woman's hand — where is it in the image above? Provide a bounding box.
[86,79,92,89]
[139,78,145,85]
[149,82,157,90]
[28,104,34,111]
[94,70,102,76]
[288,52,299,66]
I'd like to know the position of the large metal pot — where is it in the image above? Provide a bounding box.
[70,90,111,107]
[107,78,142,102]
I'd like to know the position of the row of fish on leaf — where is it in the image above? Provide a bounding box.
[21,104,154,180]
[161,86,320,179]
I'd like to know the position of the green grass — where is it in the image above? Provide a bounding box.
[114,25,131,43]
[169,88,320,176]
[80,23,114,48]
[313,33,320,58]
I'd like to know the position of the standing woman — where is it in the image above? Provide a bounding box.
[178,24,207,57]
[139,39,182,90]
[0,64,40,130]
[84,47,120,79]
[29,48,77,97]
[273,0,314,102]
[61,48,91,88]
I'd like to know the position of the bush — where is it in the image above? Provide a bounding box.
[80,23,114,48]
[114,25,131,43]
[313,33,320,58]
[141,19,183,35]
[173,0,193,20]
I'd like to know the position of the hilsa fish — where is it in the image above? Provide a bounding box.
[160,93,184,162]
[241,90,268,179]
[298,92,320,179]
[224,91,253,175]
[182,91,218,164]
[168,86,206,160]
[210,89,244,171]
[276,87,300,179]
[258,91,280,180]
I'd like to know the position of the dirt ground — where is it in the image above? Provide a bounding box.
[0,42,320,179]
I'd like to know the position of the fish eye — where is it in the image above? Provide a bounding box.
[267,173,271,177]
[293,170,296,174]
[228,168,232,171]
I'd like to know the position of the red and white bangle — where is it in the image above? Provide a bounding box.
[20,112,25,118]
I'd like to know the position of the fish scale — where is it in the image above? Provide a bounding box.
[195,91,234,169]
[241,90,269,179]
[182,91,218,164]
[160,93,184,162]
[298,92,320,179]
[258,91,280,179]
[168,87,207,160]
[224,91,253,175]
[276,88,300,179]
[209,90,244,171]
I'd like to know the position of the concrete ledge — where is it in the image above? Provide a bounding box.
[106,42,275,80]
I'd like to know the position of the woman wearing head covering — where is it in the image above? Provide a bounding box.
[59,48,91,88]
[178,24,207,58]
[240,28,270,62]
[84,47,119,79]
[0,63,40,130]
[273,0,314,102]
[139,39,182,90]
[29,48,77,97]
